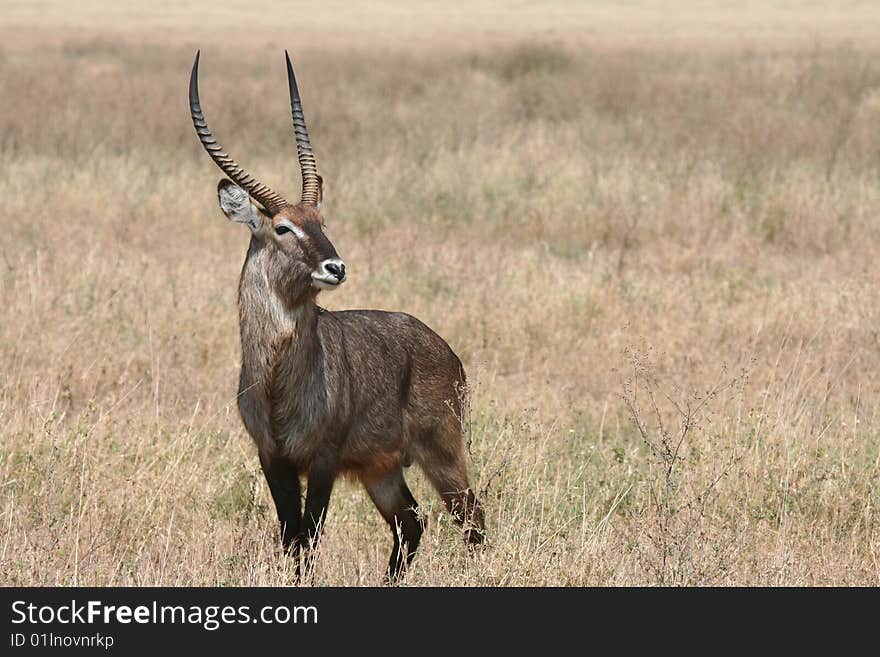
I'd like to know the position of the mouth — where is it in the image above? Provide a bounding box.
[311,273,345,290]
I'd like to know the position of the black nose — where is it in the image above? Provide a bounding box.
[325,262,345,280]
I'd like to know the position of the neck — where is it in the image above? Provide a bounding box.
[238,242,321,403]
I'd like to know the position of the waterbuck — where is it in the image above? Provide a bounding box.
[188,51,485,580]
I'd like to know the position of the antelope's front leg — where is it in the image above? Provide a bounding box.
[259,453,303,566]
[300,461,336,577]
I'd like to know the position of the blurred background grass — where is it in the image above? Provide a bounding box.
[1,2,878,585]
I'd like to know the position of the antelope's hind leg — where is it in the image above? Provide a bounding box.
[417,435,486,546]
[364,468,424,582]
[431,477,485,547]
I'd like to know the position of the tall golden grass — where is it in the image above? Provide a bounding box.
[1,2,879,585]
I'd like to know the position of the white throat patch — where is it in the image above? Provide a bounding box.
[261,266,300,332]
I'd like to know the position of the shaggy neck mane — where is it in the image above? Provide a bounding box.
[237,242,325,444]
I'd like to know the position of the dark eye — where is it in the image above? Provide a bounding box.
[275,225,291,236]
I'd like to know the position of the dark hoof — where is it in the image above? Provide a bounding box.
[464,527,486,548]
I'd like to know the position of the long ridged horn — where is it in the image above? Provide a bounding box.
[285,50,321,206]
[189,51,289,213]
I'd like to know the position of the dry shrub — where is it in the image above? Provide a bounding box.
[622,346,750,585]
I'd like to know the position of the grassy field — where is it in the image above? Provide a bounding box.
[1,2,879,585]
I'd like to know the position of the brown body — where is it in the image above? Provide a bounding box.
[190,52,484,580]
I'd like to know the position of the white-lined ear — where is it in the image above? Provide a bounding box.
[217,179,263,232]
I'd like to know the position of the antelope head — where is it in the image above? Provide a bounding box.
[189,51,346,306]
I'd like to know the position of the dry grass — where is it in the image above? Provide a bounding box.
[1,2,879,586]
